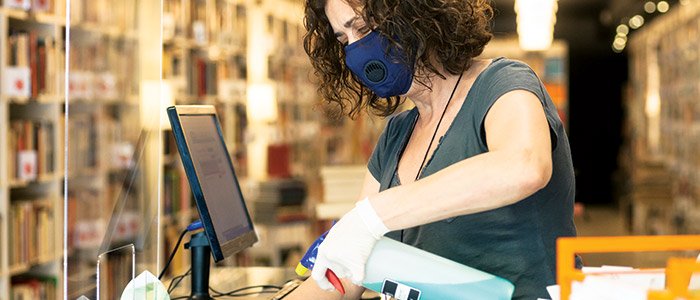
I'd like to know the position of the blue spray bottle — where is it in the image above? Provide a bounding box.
[296,228,345,294]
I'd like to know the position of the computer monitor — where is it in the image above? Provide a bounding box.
[166,105,258,262]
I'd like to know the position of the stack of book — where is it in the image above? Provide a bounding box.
[253,179,307,223]
[316,165,366,219]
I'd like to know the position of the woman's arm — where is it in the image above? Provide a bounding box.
[283,171,380,299]
[282,277,365,300]
[372,89,553,230]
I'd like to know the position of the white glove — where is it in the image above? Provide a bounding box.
[311,198,389,289]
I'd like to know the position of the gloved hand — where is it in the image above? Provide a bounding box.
[311,198,389,290]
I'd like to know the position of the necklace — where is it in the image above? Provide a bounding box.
[412,71,465,181]
[399,71,464,243]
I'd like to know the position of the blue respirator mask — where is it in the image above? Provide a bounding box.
[344,31,415,98]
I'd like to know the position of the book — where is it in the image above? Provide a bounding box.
[9,199,54,267]
[8,120,56,182]
[4,31,58,98]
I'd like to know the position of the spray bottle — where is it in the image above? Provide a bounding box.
[296,229,345,295]
[298,232,514,300]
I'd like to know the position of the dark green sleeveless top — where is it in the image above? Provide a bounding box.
[367,58,579,299]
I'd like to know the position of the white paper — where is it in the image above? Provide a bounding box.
[690,253,700,289]
[546,284,559,300]
[120,270,170,300]
[550,265,671,300]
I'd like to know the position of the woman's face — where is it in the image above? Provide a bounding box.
[324,0,371,46]
[324,0,420,98]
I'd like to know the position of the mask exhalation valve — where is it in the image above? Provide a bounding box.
[364,60,387,83]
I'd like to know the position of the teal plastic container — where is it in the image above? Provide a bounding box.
[362,237,514,300]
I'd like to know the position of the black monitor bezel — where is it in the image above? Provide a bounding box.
[167,105,258,262]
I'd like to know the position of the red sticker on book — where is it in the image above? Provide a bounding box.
[15,79,24,91]
[23,162,33,174]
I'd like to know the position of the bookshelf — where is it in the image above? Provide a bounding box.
[0,0,64,298]
[624,2,700,235]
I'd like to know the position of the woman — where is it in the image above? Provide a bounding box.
[288,0,580,298]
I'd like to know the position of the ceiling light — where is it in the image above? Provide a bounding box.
[629,15,645,29]
[657,1,669,13]
[644,1,656,13]
[612,43,625,52]
[515,0,558,51]
[616,24,629,35]
[614,37,627,47]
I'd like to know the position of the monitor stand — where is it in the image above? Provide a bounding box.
[186,232,213,300]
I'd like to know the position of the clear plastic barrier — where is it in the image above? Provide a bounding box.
[64,0,162,299]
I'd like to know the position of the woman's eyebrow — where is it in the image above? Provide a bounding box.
[334,16,360,38]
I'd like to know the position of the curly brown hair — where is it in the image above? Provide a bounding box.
[303,0,494,118]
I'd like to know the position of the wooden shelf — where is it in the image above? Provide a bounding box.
[174,94,219,104]
[6,253,61,276]
[102,95,140,106]
[8,172,61,188]
[1,7,62,25]
[163,37,245,58]
[68,22,137,40]
[2,94,63,104]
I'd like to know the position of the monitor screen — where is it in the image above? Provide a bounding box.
[167,105,257,262]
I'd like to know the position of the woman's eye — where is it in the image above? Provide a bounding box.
[356,25,371,39]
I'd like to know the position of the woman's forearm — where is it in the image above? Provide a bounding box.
[284,277,365,300]
[372,148,550,231]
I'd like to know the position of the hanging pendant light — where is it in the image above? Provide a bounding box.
[515,0,558,51]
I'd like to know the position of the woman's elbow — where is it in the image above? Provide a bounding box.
[518,157,552,195]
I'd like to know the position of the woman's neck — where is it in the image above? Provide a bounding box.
[408,59,487,124]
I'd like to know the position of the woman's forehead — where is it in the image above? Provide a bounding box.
[324,0,360,31]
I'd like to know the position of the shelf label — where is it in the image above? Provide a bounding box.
[32,0,50,11]
[5,0,30,10]
[17,150,37,181]
[74,219,106,249]
[2,67,31,98]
